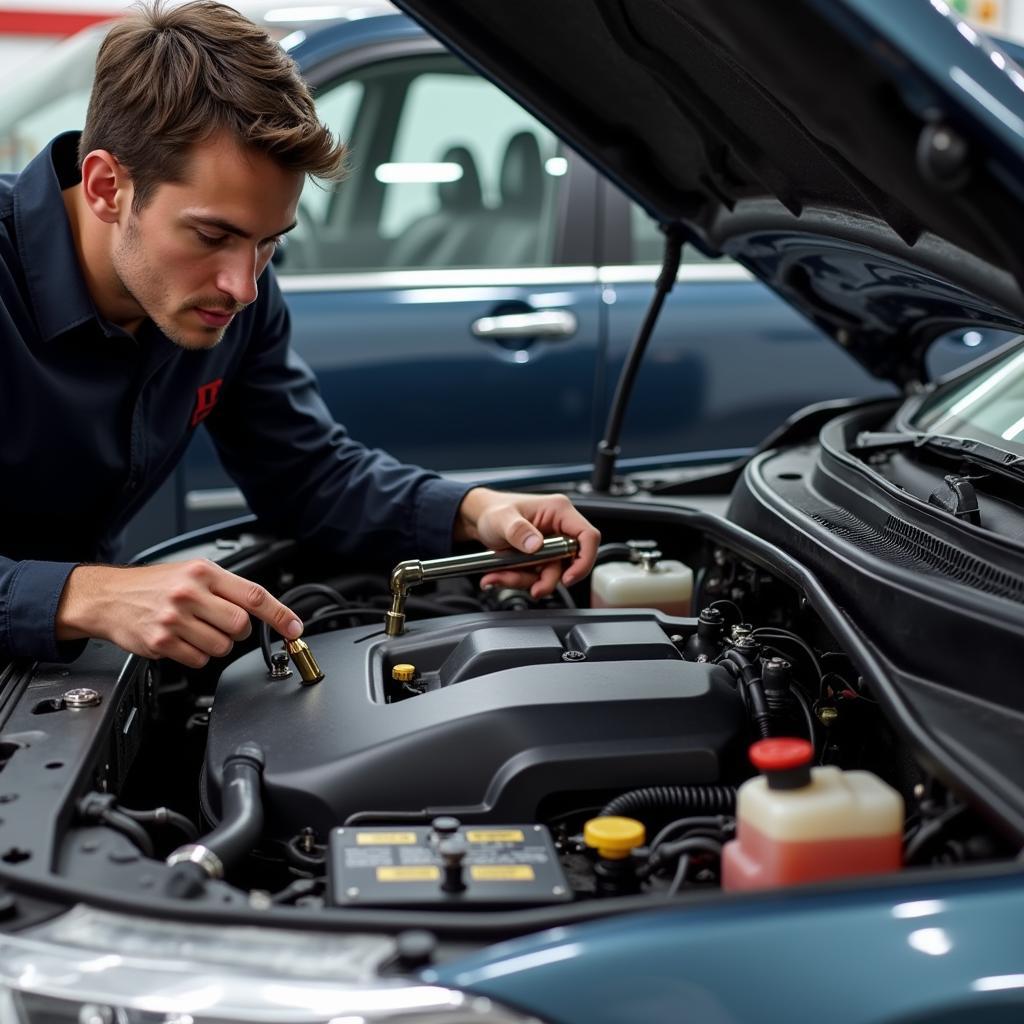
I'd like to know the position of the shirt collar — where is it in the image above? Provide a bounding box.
[13,131,108,343]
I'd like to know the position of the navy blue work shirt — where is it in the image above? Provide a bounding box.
[0,133,471,662]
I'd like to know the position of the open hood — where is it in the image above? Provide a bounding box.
[390,0,1024,386]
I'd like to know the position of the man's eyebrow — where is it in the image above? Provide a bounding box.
[185,214,298,241]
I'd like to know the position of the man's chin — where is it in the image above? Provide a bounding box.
[177,329,226,351]
[160,317,227,351]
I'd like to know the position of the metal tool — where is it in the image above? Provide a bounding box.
[385,535,579,636]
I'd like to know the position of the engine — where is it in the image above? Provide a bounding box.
[22,507,1010,921]
[203,611,746,836]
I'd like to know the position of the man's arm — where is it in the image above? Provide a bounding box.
[55,560,304,668]
[0,556,84,661]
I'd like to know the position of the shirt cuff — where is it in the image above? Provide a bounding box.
[414,477,476,558]
[6,560,86,662]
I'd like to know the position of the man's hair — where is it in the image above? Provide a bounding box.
[79,0,346,210]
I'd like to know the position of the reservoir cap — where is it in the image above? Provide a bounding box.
[583,816,645,860]
[749,738,813,790]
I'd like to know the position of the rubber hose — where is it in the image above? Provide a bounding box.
[100,808,155,858]
[122,806,200,842]
[600,785,736,819]
[196,743,265,873]
[746,680,773,739]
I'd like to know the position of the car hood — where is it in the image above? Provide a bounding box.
[390,0,1024,386]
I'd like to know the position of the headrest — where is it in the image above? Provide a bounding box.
[499,131,543,213]
[438,145,483,212]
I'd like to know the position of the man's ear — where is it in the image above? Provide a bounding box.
[80,150,133,225]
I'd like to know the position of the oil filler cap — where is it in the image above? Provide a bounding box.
[391,664,416,683]
[583,816,645,860]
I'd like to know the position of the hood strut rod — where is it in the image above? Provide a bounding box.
[589,223,684,493]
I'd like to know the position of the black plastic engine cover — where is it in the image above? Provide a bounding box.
[203,611,745,838]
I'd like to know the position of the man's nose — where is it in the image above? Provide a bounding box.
[216,251,259,308]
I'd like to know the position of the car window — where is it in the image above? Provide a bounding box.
[285,54,566,272]
[294,79,364,227]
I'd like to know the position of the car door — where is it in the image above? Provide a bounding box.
[179,24,603,532]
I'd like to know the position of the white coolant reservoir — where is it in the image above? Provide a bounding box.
[590,549,693,616]
[722,738,904,891]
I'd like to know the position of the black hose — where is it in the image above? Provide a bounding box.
[122,806,199,843]
[76,792,156,858]
[259,619,275,671]
[791,686,819,752]
[174,743,265,878]
[344,809,432,826]
[99,809,155,858]
[600,785,736,819]
[596,543,634,563]
[279,583,348,607]
[745,679,773,739]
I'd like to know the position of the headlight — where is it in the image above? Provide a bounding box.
[0,907,543,1024]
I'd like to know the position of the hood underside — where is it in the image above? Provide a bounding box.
[392,0,1024,384]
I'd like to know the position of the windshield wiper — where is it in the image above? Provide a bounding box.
[852,430,1024,479]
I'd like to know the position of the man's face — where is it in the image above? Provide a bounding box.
[111,133,303,350]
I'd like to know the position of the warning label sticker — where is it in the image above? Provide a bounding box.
[466,830,525,843]
[356,832,417,845]
[470,865,536,882]
[376,866,441,882]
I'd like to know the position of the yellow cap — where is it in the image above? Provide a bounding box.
[391,663,416,683]
[583,816,645,860]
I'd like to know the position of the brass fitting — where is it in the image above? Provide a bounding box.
[817,705,839,726]
[385,535,579,637]
[286,637,325,685]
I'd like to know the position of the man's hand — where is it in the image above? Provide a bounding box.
[454,488,600,598]
[55,560,303,668]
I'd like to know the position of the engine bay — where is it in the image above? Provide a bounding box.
[0,498,1016,935]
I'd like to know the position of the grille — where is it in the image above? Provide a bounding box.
[882,517,1024,600]
[806,509,1024,600]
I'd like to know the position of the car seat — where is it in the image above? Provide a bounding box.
[388,144,486,267]
[474,130,545,267]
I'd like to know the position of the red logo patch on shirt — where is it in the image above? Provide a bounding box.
[191,378,223,427]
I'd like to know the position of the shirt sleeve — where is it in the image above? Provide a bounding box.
[0,556,86,662]
[204,270,473,562]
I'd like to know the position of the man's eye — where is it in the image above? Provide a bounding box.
[264,235,285,250]
[196,232,226,247]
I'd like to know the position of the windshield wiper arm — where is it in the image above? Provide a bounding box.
[852,430,1024,477]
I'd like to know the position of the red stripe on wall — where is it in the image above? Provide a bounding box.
[0,10,113,36]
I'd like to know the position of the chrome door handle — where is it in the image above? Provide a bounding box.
[471,310,578,340]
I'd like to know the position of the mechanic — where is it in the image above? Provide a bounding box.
[0,0,599,669]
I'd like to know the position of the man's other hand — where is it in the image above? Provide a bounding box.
[55,560,303,668]
[454,488,600,598]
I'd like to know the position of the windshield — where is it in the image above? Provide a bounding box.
[911,336,1024,454]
